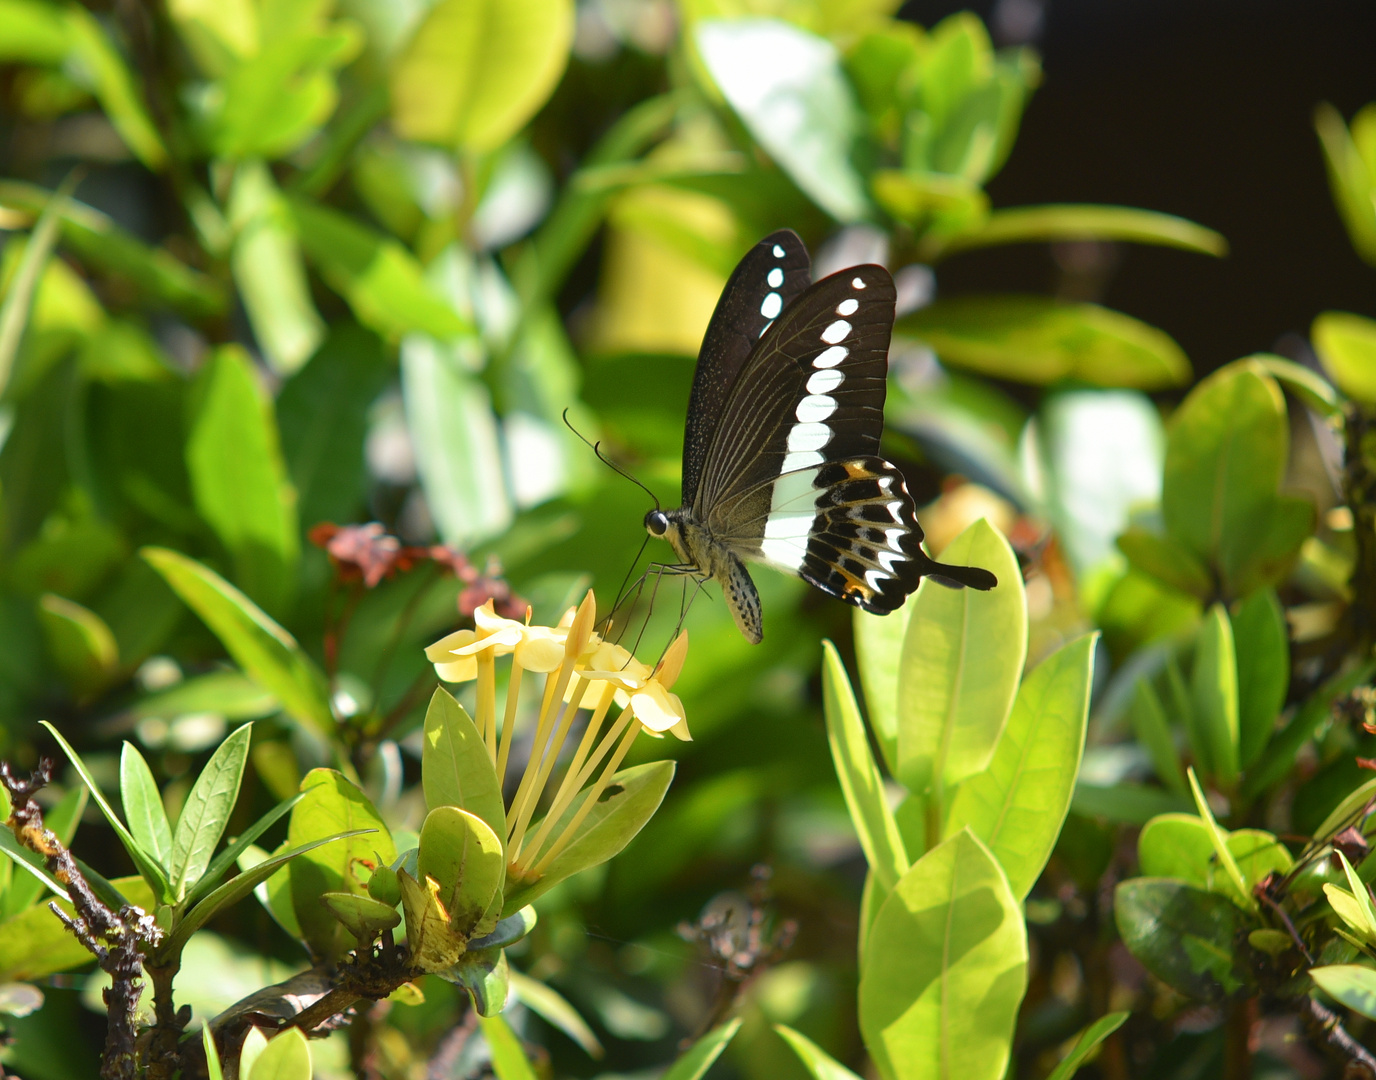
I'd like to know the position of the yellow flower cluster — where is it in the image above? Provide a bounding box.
[423,591,688,878]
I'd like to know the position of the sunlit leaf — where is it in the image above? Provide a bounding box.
[775,1023,863,1080]
[930,204,1226,259]
[661,1018,742,1080]
[1044,1012,1129,1080]
[1312,964,1376,1020]
[1313,310,1376,405]
[477,1013,537,1079]
[421,689,507,848]
[120,742,172,868]
[169,723,252,899]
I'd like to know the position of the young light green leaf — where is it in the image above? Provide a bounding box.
[1114,878,1244,1001]
[931,204,1226,259]
[421,688,507,846]
[477,1013,537,1080]
[1315,102,1376,268]
[900,295,1190,389]
[509,971,603,1058]
[661,1018,743,1080]
[945,633,1096,900]
[203,1023,225,1080]
[821,641,908,889]
[859,828,1027,1080]
[1044,1012,1129,1080]
[183,791,304,909]
[1137,813,1214,888]
[120,742,172,867]
[1191,605,1240,785]
[1128,679,1187,795]
[169,723,252,899]
[774,1023,864,1080]
[0,171,73,398]
[245,1026,311,1080]
[64,7,167,169]
[417,805,503,937]
[1313,310,1376,406]
[1186,768,1255,914]
[896,519,1026,799]
[502,761,674,917]
[1312,965,1376,1020]
[38,722,172,903]
[390,0,573,153]
[141,547,334,736]
[852,598,913,775]
[696,19,870,222]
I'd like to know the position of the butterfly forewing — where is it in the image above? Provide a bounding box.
[680,230,811,507]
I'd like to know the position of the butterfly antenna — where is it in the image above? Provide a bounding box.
[602,533,653,638]
[562,409,660,510]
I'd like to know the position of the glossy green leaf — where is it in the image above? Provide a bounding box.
[509,970,603,1058]
[469,905,537,951]
[1191,605,1240,784]
[0,875,154,982]
[120,742,172,868]
[1115,529,1211,598]
[1044,1012,1129,1080]
[896,520,1026,801]
[821,641,908,892]
[1312,964,1376,1020]
[775,1023,864,1080]
[662,1018,743,1080]
[418,805,504,936]
[932,204,1226,259]
[859,828,1027,1080]
[502,761,674,916]
[1313,310,1376,405]
[245,1026,311,1080]
[1315,103,1376,268]
[287,768,395,963]
[1128,679,1187,795]
[0,172,70,398]
[39,722,172,903]
[696,19,870,222]
[36,593,118,695]
[391,0,573,153]
[477,1013,537,1079]
[852,596,913,775]
[1186,769,1255,913]
[945,633,1096,900]
[289,197,469,340]
[228,162,323,375]
[142,547,334,736]
[168,723,252,899]
[1231,589,1288,768]
[402,339,513,548]
[1114,878,1245,1001]
[186,346,299,613]
[321,890,401,943]
[901,295,1190,389]
[421,688,507,847]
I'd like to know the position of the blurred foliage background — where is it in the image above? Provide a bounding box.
[2,0,1376,1078]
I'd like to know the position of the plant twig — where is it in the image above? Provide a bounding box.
[1302,994,1376,1079]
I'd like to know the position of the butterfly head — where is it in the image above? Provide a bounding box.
[644,509,670,537]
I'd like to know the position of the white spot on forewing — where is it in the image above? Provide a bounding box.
[773,244,785,257]
[813,345,848,368]
[767,267,784,287]
[852,277,866,289]
[764,513,812,539]
[761,292,782,319]
[770,468,819,512]
[761,534,808,572]
[795,395,836,423]
[787,422,831,452]
[837,298,859,317]
[806,368,843,394]
[781,450,824,471]
[821,320,851,344]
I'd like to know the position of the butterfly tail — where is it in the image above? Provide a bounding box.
[925,560,998,591]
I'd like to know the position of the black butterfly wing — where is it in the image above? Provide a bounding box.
[680,229,811,507]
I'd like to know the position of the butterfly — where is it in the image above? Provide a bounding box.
[643,229,997,644]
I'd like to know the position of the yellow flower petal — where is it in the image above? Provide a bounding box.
[653,630,689,690]
[424,629,475,663]
[434,656,478,682]
[629,683,686,733]
[515,629,566,672]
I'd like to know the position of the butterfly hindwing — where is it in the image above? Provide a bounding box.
[681,229,811,507]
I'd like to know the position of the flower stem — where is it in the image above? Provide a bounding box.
[477,651,497,763]
[495,658,524,787]
[505,662,577,843]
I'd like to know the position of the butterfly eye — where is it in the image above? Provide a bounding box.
[644,510,670,537]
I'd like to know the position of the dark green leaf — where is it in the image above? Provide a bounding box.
[0,876,154,982]
[445,949,512,1018]
[1114,878,1246,1001]
[1070,782,1191,825]
[1115,529,1211,598]
[1128,679,1187,796]
[36,593,119,696]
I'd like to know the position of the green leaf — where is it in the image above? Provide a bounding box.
[401,339,513,548]
[1137,813,1214,889]
[930,204,1227,259]
[245,1026,311,1080]
[168,723,252,899]
[445,946,511,1015]
[1069,782,1191,824]
[1312,964,1376,1020]
[421,688,507,848]
[821,641,908,893]
[64,8,167,169]
[859,828,1027,1080]
[228,162,323,376]
[945,633,1096,900]
[477,1013,537,1080]
[1044,1012,1129,1080]
[900,295,1190,389]
[696,19,871,222]
[1231,589,1288,768]
[203,1023,224,1080]
[0,172,72,399]
[1313,311,1376,405]
[390,0,573,153]
[38,722,172,903]
[1312,777,1376,845]
[0,875,154,981]
[852,597,913,775]
[502,761,674,917]
[417,805,504,936]
[1186,768,1255,914]
[182,791,304,909]
[0,785,85,918]
[774,1024,863,1080]
[870,171,989,236]
[0,0,68,62]
[142,547,334,736]
[36,593,119,696]
[1315,103,1376,268]
[1115,529,1212,598]
[1128,679,1187,796]
[1227,829,1292,891]
[320,891,401,943]
[1249,353,1344,418]
[186,345,300,613]
[0,829,67,904]
[289,197,470,340]
[661,1018,743,1080]
[287,768,395,963]
[1191,605,1240,785]
[896,520,1026,801]
[120,742,172,868]
[509,971,603,1058]
[1114,878,1245,1001]
[129,671,279,724]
